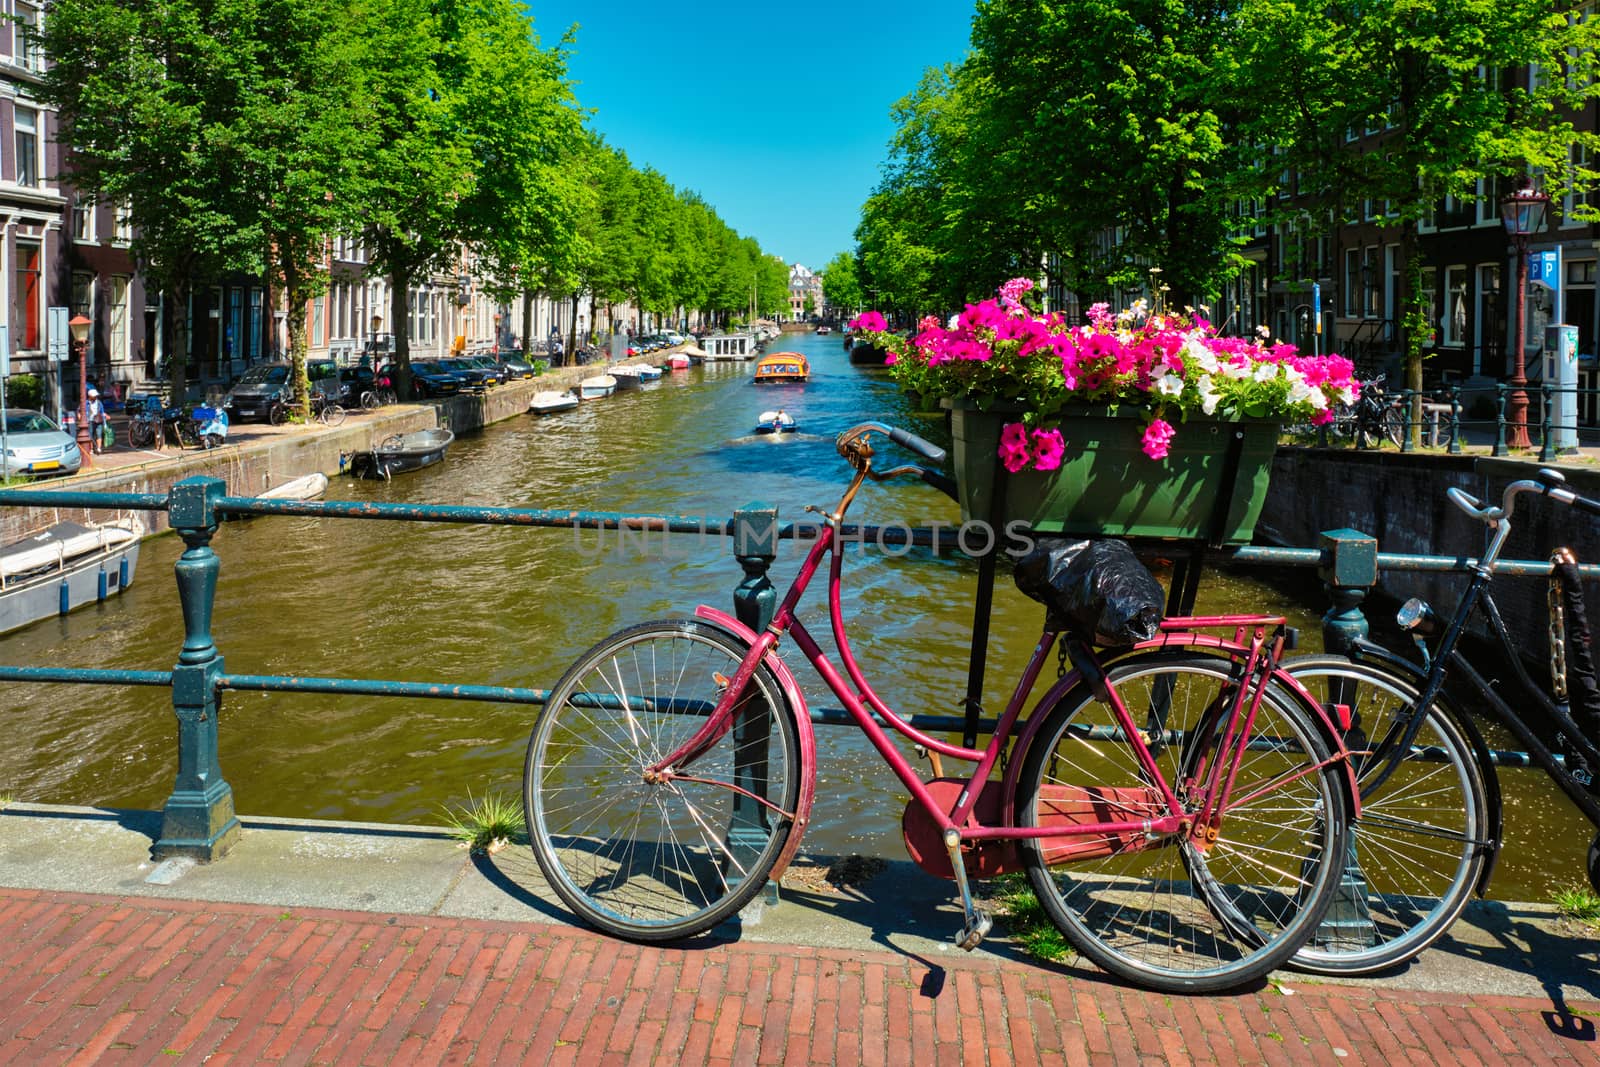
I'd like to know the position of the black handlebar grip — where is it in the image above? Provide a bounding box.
[887,426,947,464]
[918,468,959,501]
[1570,493,1600,520]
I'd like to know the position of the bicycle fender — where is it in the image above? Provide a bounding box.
[693,605,817,879]
[1340,640,1506,894]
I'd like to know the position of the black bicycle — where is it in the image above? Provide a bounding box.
[1281,468,1600,974]
[1327,380,1404,448]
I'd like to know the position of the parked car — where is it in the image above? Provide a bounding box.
[339,366,378,407]
[494,353,537,379]
[1,410,83,477]
[433,357,498,390]
[222,359,343,422]
[460,354,510,385]
[382,362,461,399]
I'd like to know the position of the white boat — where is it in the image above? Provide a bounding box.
[259,472,329,502]
[611,366,643,390]
[579,375,617,399]
[700,334,757,362]
[755,409,796,435]
[0,517,142,635]
[528,390,580,415]
[636,364,663,381]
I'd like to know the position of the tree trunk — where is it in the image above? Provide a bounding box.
[390,269,413,401]
[167,280,191,407]
[282,259,312,422]
[521,288,534,356]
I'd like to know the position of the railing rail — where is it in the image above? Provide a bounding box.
[0,475,1587,862]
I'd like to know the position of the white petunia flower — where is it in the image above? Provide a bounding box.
[1155,373,1185,396]
[1253,362,1279,382]
[1198,375,1221,415]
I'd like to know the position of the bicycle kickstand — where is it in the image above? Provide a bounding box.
[943,828,993,951]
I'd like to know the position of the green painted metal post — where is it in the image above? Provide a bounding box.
[1314,526,1379,949]
[1493,384,1510,457]
[1399,390,1414,453]
[1447,385,1463,455]
[727,502,778,894]
[154,476,241,861]
[1318,527,1378,656]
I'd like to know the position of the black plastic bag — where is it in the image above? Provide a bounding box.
[1013,538,1165,647]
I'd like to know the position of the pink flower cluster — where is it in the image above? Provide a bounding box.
[999,423,1066,473]
[848,311,887,332]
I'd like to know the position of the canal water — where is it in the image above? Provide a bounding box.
[0,330,1589,900]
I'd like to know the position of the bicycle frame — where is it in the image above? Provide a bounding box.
[650,509,1358,878]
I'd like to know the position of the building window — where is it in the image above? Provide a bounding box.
[1344,249,1360,316]
[71,271,92,318]
[72,195,95,242]
[113,198,133,243]
[1418,267,1438,345]
[14,243,39,349]
[110,276,130,361]
[1363,246,1381,318]
[1440,266,1468,347]
[228,288,242,358]
[249,288,262,358]
[312,295,325,347]
[14,3,42,73]
[15,106,39,187]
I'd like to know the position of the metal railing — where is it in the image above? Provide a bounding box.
[1303,381,1600,460]
[0,477,1593,863]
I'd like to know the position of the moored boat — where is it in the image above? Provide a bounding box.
[754,409,796,435]
[816,325,832,335]
[579,374,617,399]
[528,390,580,415]
[665,353,691,371]
[611,366,644,390]
[348,428,454,480]
[636,364,663,381]
[260,472,330,502]
[0,517,142,635]
[753,351,811,384]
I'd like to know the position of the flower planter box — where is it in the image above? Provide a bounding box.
[948,403,1279,544]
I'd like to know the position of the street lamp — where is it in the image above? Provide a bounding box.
[368,314,383,367]
[1501,176,1550,449]
[68,313,92,468]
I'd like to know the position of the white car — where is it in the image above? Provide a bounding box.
[2,409,83,477]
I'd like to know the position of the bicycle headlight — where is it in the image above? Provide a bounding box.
[1396,597,1438,635]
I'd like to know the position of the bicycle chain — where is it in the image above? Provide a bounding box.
[1551,549,1570,701]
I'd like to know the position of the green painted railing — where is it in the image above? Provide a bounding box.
[0,476,1590,862]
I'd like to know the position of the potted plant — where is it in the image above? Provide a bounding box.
[851,278,1360,543]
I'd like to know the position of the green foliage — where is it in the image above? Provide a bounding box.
[4,375,43,410]
[440,789,526,854]
[988,874,1073,962]
[821,252,864,314]
[1554,883,1600,930]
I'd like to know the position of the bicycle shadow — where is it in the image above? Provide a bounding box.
[1425,897,1600,1040]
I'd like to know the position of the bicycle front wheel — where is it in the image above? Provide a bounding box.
[319,403,346,427]
[1382,405,1405,447]
[1015,652,1351,994]
[524,620,802,941]
[1281,657,1489,975]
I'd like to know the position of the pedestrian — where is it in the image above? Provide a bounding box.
[86,388,108,454]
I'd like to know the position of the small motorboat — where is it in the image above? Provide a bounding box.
[260,472,329,502]
[528,390,580,415]
[816,325,832,335]
[636,364,663,381]
[611,366,644,390]
[754,410,796,435]
[348,428,454,480]
[665,353,691,371]
[579,374,617,399]
[753,351,810,384]
[0,517,142,635]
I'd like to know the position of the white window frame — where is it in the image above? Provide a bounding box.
[109,275,130,362]
[14,105,40,187]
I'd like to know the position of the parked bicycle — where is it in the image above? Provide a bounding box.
[1324,380,1404,448]
[522,421,1357,993]
[267,389,346,428]
[1282,468,1600,975]
[161,405,227,450]
[126,396,164,450]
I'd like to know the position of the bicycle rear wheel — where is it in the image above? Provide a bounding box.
[524,620,802,941]
[319,402,346,427]
[1281,657,1489,974]
[1015,651,1351,993]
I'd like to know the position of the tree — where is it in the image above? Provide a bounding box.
[36,0,269,403]
[820,252,864,317]
[1229,0,1600,408]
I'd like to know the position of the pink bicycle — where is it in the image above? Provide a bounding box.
[524,422,1357,993]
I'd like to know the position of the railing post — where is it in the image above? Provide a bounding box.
[728,502,778,892]
[154,476,240,862]
[1540,384,1554,463]
[1493,384,1510,456]
[1399,389,1414,453]
[1318,527,1377,657]
[1447,385,1463,455]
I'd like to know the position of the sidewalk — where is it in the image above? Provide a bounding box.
[0,803,1597,1064]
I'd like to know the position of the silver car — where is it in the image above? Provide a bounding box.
[2,409,83,477]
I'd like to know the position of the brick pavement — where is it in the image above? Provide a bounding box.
[0,888,1596,1065]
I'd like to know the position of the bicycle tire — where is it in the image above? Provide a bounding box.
[378,388,398,407]
[360,390,380,411]
[320,402,346,428]
[1382,405,1405,447]
[128,421,155,449]
[524,619,802,941]
[1014,651,1351,994]
[1280,656,1489,974]
[268,402,288,427]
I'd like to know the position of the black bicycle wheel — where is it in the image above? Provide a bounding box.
[524,620,802,941]
[267,402,288,427]
[1281,657,1489,974]
[1015,651,1351,994]
[360,390,380,411]
[1382,405,1405,447]
[128,421,155,449]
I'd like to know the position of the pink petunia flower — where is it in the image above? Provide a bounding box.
[1141,418,1176,460]
[1031,428,1066,471]
[999,422,1033,473]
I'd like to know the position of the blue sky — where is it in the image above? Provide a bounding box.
[524,1,976,272]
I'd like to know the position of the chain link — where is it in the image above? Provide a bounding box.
[1551,549,1569,701]
[1057,639,1069,680]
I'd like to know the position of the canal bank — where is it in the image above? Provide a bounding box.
[0,800,1595,1064]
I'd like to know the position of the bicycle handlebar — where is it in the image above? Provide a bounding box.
[887,426,947,463]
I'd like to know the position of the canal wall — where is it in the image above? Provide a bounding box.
[1260,447,1600,647]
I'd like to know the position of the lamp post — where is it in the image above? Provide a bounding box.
[68,313,92,468]
[368,314,382,367]
[1501,176,1550,449]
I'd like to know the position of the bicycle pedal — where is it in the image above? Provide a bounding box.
[955,909,993,951]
